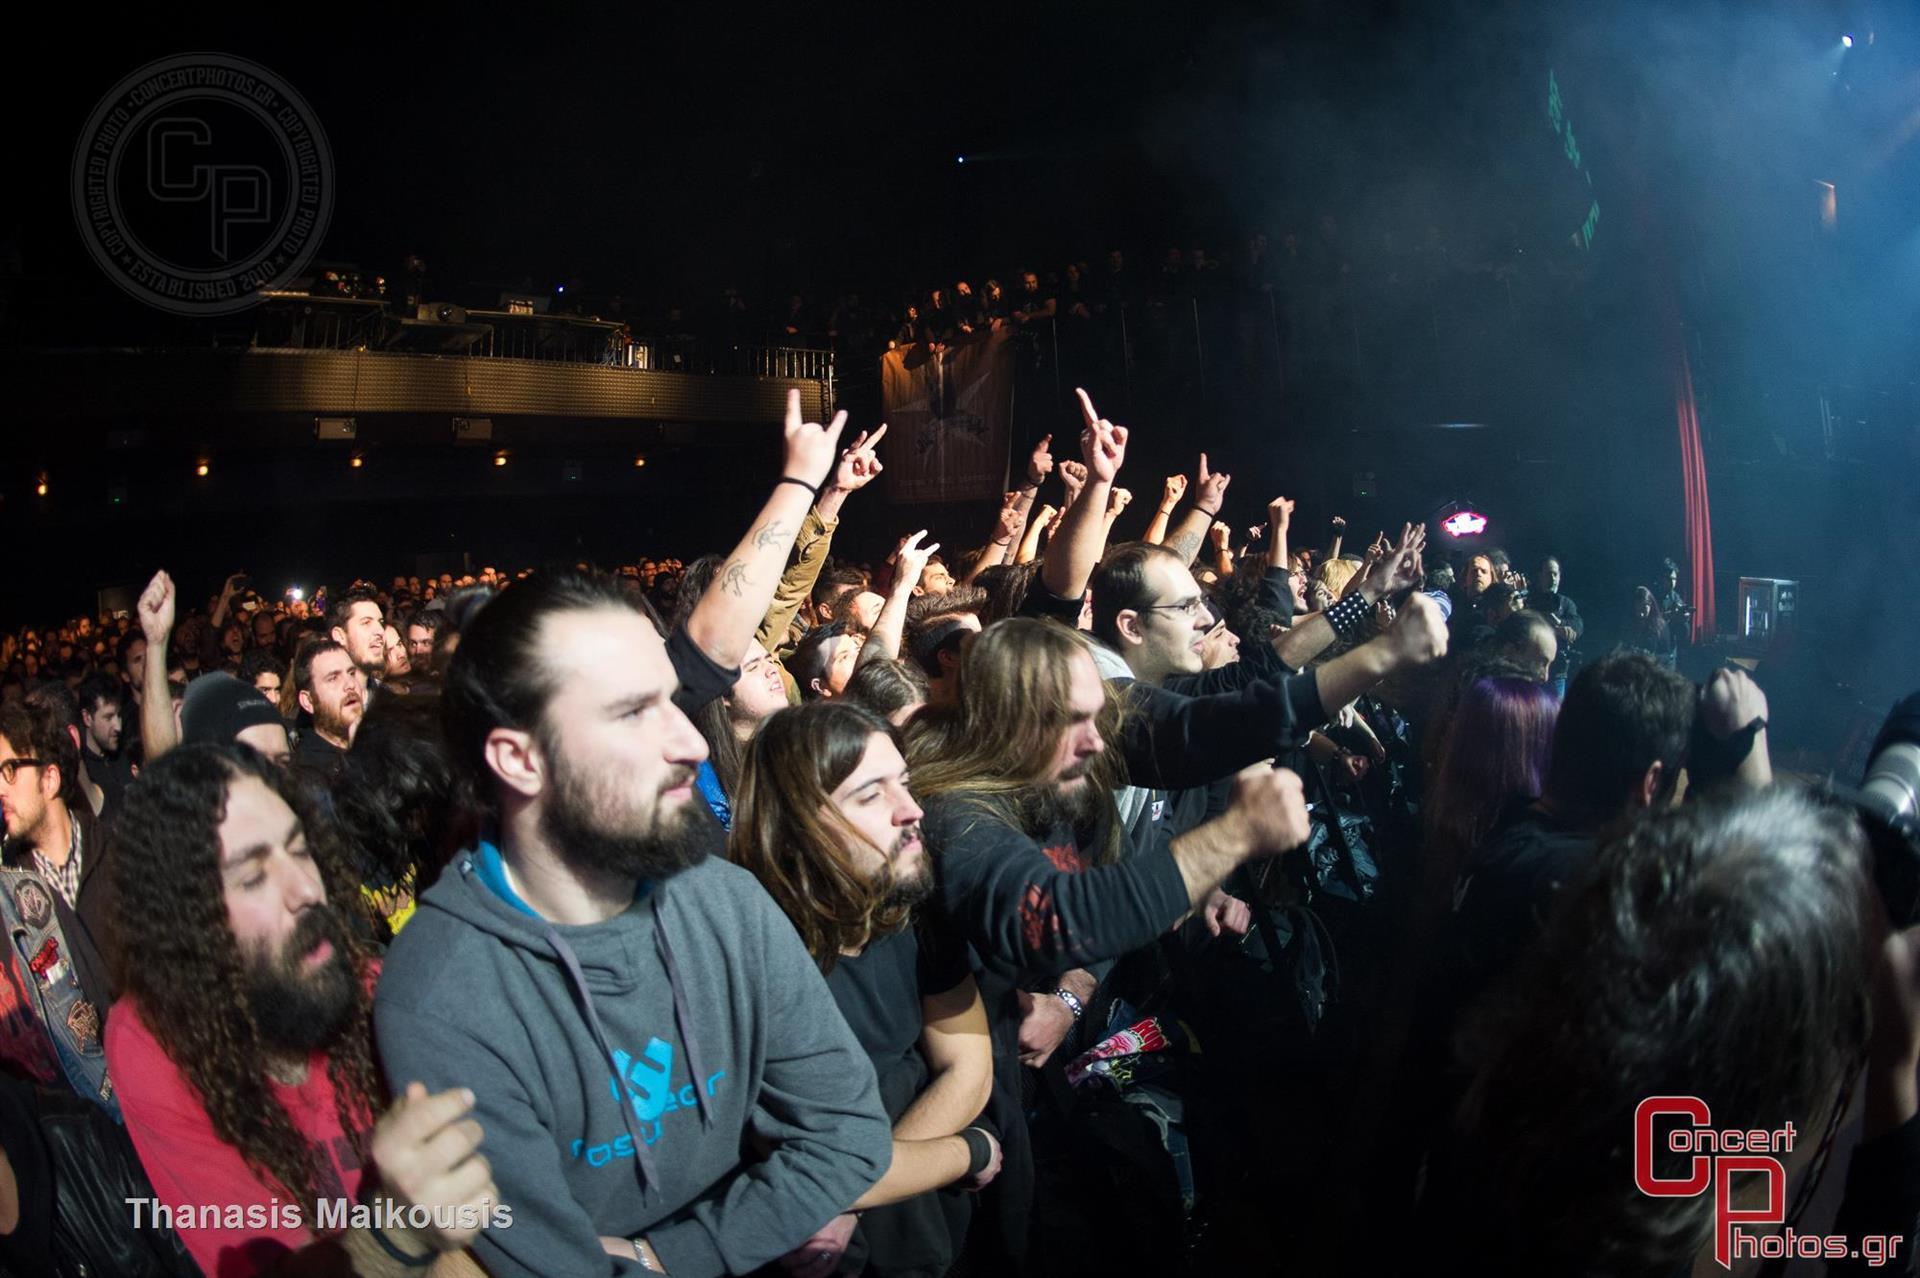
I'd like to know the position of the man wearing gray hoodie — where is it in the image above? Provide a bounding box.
[374,572,892,1277]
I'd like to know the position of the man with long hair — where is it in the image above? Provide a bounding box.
[379,570,890,1278]
[104,744,502,1275]
[733,701,998,1277]
[906,615,1315,1265]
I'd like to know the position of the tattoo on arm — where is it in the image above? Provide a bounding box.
[719,562,752,597]
[751,520,789,552]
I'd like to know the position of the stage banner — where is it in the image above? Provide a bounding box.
[878,326,1014,504]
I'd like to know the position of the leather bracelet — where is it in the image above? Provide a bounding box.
[1053,987,1085,1021]
[960,1126,994,1176]
[1195,503,1221,518]
[776,475,820,497]
[368,1224,433,1268]
[1324,591,1372,641]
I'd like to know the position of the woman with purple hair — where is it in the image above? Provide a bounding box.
[1340,675,1561,1198]
[1425,676,1561,886]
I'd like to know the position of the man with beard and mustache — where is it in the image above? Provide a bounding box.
[103,745,508,1276]
[733,702,999,1278]
[292,640,366,778]
[376,571,892,1278]
[903,617,1315,1269]
[327,589,389,692]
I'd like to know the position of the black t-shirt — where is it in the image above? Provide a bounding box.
[292,727,347,780]
[84,746,137,817]
[826,915,971,1112]
[826,916,976,1278]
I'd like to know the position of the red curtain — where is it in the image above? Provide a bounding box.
[1668,340,1716,641]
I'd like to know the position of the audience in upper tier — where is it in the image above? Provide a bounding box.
[0,386,1911,1278]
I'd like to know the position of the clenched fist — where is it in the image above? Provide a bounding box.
[1385,591,1448,667]
[1228,763,1311,855]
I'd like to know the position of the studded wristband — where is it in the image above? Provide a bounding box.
[1324,591,1372,641]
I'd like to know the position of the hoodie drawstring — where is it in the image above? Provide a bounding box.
[652,898,712,1130]
[543,926,663,1198]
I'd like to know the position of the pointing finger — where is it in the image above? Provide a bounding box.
[1074,387,1099,428]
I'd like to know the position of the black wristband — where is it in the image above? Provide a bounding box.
[1195,503,1221,519]
[960,1126,994,1176]
[368,1224,434,1268]
[777,475,821,497]
[1325,591,1372,641]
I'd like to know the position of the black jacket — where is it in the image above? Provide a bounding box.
[0,1075,196,1278]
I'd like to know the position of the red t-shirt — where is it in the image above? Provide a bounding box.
[105,962,380,1278]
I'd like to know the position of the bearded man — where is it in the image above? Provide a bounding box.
[377,572,891,1278]
[733,701,998,1277]
[105,745,504,1276]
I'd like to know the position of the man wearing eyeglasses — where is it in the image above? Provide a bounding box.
[0,699,121,1020]
[1082,540,1451,909]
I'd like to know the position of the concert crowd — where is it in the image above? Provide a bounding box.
[0,389,1915,1278]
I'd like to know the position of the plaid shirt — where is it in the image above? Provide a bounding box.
[32,822,82,912]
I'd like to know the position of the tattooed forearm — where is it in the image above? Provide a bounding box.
[751,520,790,552]
[719,561,752,597]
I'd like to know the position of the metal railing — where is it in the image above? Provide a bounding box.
[247,295,834,387]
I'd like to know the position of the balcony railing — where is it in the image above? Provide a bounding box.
[249,293,834,389]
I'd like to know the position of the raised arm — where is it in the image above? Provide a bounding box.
[685,390,850,669]
[858,531,939,668]
[1325,515,1346,563]
[1039,387,1128,601]
[757,434,884,651]
[1016,504,1057,566]
[997,434,1055,567]
[209,572,244,630]
[1163,454,1230,566]
[1267,496,1294,584]
[1308,590,1448,717]
[1209,520,1234,577]
[1144,474,1186,546]
[1272,522,1425,672]
[961,493,1022,587]
[1103,487,1134,536]
[137,570,179,761]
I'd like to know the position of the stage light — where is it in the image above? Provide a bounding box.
[195,460,210,477]
[1442,510,1489,537]
[34,474,48,497]
[288,587,304,601]
[350,454,364,469]
[956,155,966,164]
[1841,33,1854,48]
[493,451,509,467]
[633,455,648,468]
